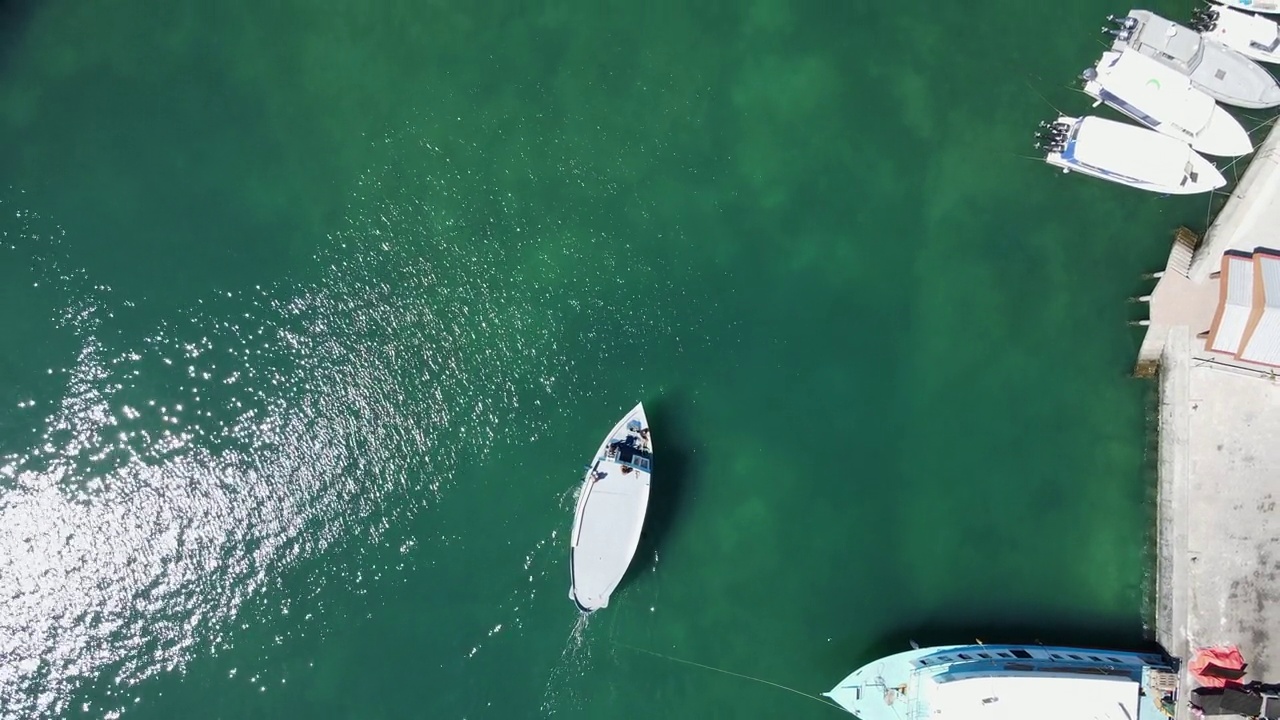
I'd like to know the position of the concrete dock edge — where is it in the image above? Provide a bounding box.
[1155,327,1190,720]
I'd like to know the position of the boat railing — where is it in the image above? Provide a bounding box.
[903,697,930,720]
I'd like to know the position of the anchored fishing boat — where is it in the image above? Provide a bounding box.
[1105,10,1280,108]
[826,643,1181,720]
[568,402,652,613]
[1082,48,1252,156]
[1037,115,1226,194]
[1192,4,1280,65]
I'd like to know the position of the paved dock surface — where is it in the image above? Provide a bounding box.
[1157,329,1280,719]
[1183,362,1280,680]
[1150,114,1280,705]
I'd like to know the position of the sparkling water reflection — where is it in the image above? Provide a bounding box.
[0,121,672,717]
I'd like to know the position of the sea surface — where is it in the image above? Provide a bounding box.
[0,0,1249,717]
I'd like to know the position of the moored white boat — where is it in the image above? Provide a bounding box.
[1210,0,1280,15]
[1083,48,1252,156]
[1193,4,1280,65]
[826,643,1180,720]
[1038,115,1226,195]
[1106,10,1280,108]
[568,402,652,612]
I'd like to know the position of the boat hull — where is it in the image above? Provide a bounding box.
[1082,87,1251,157]
[1044,115,1226,195]
[1082,49,1253,157]
[827,643,1176,720]
[1199,104,1255,157]
[1213,0,1280,15]
[1117,10,1280,108]
[1047,153,1224,194]
[568,403,652,612]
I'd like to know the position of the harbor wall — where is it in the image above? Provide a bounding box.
[1189,123,1280,282]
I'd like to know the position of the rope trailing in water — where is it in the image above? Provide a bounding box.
[617,642,846,713]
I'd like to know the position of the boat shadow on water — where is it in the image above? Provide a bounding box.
[830,617,1170,671]
[0,0,37,73]
[616,392,700,598]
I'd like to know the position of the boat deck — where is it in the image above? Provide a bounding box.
[829,646,1177,720]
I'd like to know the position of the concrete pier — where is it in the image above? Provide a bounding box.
[1139,122,1280,717]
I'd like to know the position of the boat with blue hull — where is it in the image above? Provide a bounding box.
[1038,115,1226,195]
[826,643,1180,720]
[1082,48,1252,157]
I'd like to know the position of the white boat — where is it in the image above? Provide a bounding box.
[1193,4,1280,65]
[1082,48,1252,156]
[1210,0,1280,15]
[568,402,652,612]
[1106,10,1280,108]
[827,643,1180,720]
[1038,115,1226,195]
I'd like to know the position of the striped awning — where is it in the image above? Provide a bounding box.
[1205,248,1280,367]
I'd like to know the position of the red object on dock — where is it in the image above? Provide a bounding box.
[1190,646,1248,687]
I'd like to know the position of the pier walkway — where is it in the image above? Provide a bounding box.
[1140,121,1280,719]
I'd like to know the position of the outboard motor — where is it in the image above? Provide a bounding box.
[1034,120,1072,154]
[1194,5,1220,21]
[1190,6,1219,32]
[1102,26,1134,41]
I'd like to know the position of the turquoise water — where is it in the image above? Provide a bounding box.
[0,0,1238,717]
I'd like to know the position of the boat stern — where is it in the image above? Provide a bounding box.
[1195,4,1280,65]
[1035,115,1079,169]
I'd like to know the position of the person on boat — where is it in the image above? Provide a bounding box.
[592,470,607,482]
[620,465,633,475]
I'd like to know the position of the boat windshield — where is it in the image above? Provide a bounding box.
[606,435,653,472]
[1186,38,1206,71]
